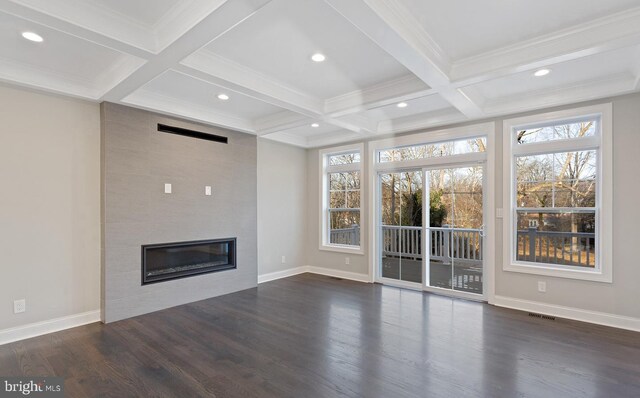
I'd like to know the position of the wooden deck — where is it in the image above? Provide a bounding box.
[382,256,483,294]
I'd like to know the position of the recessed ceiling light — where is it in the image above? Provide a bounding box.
[217,93,229,101]
[397,102,408,108]
[311,123,320,128]
[22,32,43,43]
[534,68,551,77]
[311,53,326,62]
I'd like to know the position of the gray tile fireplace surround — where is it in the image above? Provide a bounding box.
[101,103,257,323]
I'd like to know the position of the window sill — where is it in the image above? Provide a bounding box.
[504,262,612,283]
[319,244,364,256]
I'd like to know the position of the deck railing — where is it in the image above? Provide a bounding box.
[516,227,595,267]
[330,225,595,268]
[329,225,360,246]
[379,225,483,264]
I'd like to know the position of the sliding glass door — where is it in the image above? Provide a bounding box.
[378,165,485,297]
[379,171,423,284]
[426,166,484,295]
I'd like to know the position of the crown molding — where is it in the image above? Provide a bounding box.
[180,51,323,117]
[481,73,638,116]
[254,111,310,136]
[306,130,364,148]
[327,113,375,135]
[262,130,310,148]
[0,0,154,59]
[123,88,255,133]
[0,56,104,99]
[8,0,157,52]
[324,74,433,117]
[376,108,466,135]
[451,6,640,85]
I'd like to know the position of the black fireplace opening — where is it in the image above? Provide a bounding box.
[142,238,236,285]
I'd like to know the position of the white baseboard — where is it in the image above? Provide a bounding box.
[258,265,371,284]
[306,266,372,283]
[492,295,640,332]
[0,310,101,346]
[258,266,308,284]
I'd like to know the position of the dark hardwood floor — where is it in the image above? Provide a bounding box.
[1,273,639,397]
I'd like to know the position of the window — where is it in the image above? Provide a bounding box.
[503,104,612,282]
[320,144,363,253]
[378,137,486,162]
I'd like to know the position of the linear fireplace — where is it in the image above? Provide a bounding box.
[142,238,236,285]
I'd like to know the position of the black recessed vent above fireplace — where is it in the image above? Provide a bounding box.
[157,123,228,144]
[142,238,236,285]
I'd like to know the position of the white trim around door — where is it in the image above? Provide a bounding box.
[367,122,496,302]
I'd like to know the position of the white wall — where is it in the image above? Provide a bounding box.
[257,138,307,278]
[1,82,637,338]
[0,85,101,332]
[303,92,640,323]
[494,94,640,320]
[305,145,370,276]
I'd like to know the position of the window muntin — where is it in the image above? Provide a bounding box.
[516,150,596,208]
[378,137,486,163]
[321,146,363,251]
[510,119,601,271]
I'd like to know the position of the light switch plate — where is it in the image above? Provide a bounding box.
[14,299,25,314]
[538,281,547,293]
[164,183,172,194]
[205,186,212,196]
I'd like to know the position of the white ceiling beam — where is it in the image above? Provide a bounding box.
[254,111,311,136]
[176,62,374,135]
[177,52,380,135]
[259,131,310,148]
[324,0,484,119]
[123,89,255,133]
[450,7,640,87]
[376,108,466,135]
[178,52,323,117]
[324,74,434,117]
[174,63,375,136]
[101,0,272,102]
[306,130,364,149]
[481,73,638,117]
[326,113,376,135]
[0,0,154,60]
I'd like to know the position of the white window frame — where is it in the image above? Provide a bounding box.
[319,143,365,255]
[502,103,613,282]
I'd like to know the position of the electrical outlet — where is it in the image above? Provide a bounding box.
[13,299,25,314]
[164,183,172,194]
[537,281,547,293]
[281,255,286,264]
[205,186,212,196]
[345,257,350,265]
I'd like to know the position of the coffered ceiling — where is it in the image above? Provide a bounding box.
[1,0,639,148]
